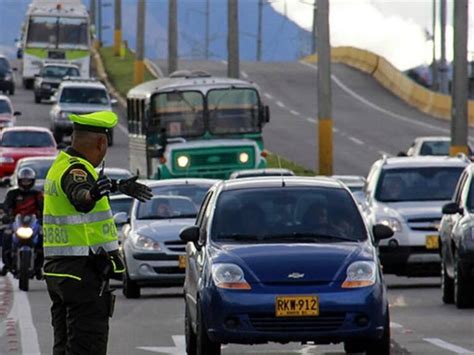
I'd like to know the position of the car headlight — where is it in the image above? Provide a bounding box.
[16,227,33,239]
[239,152,249,164]
[0,156,14,164]
[4,73,12,81]
[134,234,161,251]
[341,261,376,288]
[377,217,402,232]
[212,263,251,290]
[177,155,190,168]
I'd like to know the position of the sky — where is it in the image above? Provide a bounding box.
[270,0,474,70]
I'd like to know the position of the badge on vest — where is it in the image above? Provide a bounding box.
[70,169,88,183]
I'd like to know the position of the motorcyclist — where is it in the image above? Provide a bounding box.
[0,167,44,277]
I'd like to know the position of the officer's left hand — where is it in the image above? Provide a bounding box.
[117,176,153,202]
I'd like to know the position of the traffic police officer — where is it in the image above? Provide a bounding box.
[43,111,152,355]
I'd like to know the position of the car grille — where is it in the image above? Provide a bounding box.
[164,240,186,253]
[153,266,185,275]
[407,217,441,232]
[248,312,346,332]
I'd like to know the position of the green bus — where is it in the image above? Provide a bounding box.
[126,71,270,179]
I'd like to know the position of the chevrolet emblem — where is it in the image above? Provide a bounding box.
[288,272,305,279]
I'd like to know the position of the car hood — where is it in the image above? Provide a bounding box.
[133,218,195,241]
[0,147,57,160]
[58,103,112,113]
[212,242,374,283]
[376,200,446,220]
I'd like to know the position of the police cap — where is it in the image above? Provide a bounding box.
[69,111,118,134]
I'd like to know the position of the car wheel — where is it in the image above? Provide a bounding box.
[454,252,474,309]
[196,301,220,355]
[442,260,454,304]
[122,271,140,299]
[9,87,14,96]
[364,307,390,355]
[34,94,41,103]
[185,304,197,355]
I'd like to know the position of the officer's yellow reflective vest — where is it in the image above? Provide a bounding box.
[43,151,119,257]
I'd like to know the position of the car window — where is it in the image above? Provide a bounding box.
[375,167,464,202]
[151,184,212,209]
[211,187,367,243]
[60,87,109,105]
[0,58,10,72]
[41,66,80,78]
[1,131,55,148]
[110,197,133,216]
[0,100,11,114]
[466,178,474,212]
[19,160,54,179]
[137,196,197,220]
[196,191,213,228]
[453,170,469,205]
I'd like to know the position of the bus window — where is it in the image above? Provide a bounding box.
[208,88,260,135]
[152,91,205,138]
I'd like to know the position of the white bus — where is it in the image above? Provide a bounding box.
[20,0,91,89]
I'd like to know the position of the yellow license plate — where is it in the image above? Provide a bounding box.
[275,296,319,317]
[426,235,439,250]
[178,255,187,269]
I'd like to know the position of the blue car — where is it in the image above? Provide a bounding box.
[180,177,394,355]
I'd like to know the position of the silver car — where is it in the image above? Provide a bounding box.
[8,156,56,190]
[364,156,469,276]
[119,178,218,298]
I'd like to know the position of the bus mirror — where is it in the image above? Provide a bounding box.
[262,105,270,123]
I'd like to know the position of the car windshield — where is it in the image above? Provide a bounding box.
[0,58,10,72]
[0,100,11,114]
[97,169,133,181]
[1,131,55,148]
[150,184,212,209]
[208,88,260,135]
[110,197,133,216]
[19,160,54,179]
[152,91,205,138]
[137,196,197,220]
[27,16,88,48]
[41,66,80,79]
[419,141,473,156]
[375,167,464,202]
[60,88,109,105]
[211,187,367,243]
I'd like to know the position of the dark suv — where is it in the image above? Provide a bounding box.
[34,64,80,103]
[0,56,15,95]
[439,165,474,308]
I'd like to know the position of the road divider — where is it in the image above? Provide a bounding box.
[304,46,474,126]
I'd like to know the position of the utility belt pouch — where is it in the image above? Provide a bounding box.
[109,292,116,318]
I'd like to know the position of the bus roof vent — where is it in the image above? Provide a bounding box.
[169,70,212,79]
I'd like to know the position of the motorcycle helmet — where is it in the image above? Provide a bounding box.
[17,167,36,191]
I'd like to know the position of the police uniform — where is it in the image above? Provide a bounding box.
[43,112,124,355]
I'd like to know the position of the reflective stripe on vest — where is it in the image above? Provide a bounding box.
[43,151,119,257]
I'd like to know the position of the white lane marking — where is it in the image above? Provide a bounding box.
[138,335,185,354]
[306,117,317,123]
[7,274,40,355]
[423,338,474,354]
[349,136,364,145]
[220,60,228,65]
[276,101,286,108]
[117,122,128,135]
[390,322,403,329]
[264,92,274,100]
[241,70,249,79]
[299,61,458,136]
[333,127,339,133]
[391,295,408,307]
[300,344,318,354]
[290,110,300,116]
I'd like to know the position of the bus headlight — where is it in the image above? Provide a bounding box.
[177,155,190,168]
[239,152,249,164]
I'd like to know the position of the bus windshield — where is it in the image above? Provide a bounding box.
[27,16,89,48]
[152,91,205,138]
[208,88,260,134]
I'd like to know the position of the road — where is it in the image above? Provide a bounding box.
[0,65,472,355]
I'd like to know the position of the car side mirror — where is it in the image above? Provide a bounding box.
[180,225,200,247]
[373,224,394,242]
[113,212,129,225]
[13,111,21,116]
[442,202,463,215]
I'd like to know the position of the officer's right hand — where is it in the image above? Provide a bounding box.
[90,175,112,201]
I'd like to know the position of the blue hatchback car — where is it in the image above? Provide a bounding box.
[180,177,393,355]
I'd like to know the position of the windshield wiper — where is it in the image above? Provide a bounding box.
[262,233,358,243]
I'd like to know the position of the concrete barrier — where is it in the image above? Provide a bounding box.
[303,46,474,126]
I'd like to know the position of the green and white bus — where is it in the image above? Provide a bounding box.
[20,0,91,88]
[126,71,271,180]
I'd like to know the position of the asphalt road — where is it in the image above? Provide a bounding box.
[0,65,472,355]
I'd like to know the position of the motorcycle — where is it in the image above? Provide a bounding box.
[10,214,42,291]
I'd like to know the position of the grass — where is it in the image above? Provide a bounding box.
[98,48,315,176]
[98,46,155,97]
[266,153,315,176]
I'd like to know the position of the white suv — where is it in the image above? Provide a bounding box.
[364,156,469,276]
[49,78,117,145]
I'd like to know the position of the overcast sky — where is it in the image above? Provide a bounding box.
[270,0,471,70]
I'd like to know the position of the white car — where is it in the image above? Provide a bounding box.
[404,136,473,157]
[49,78,117,145]
[364,156,469,276]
